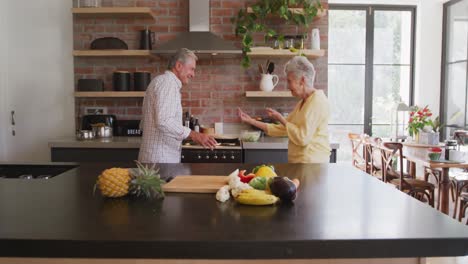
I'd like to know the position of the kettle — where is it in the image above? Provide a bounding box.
[139,29,155,50]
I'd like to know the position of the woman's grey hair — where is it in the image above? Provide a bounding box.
[167,48,198,70]
[284,56,316,87]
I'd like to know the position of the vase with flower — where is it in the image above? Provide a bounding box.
[407,105,434,143]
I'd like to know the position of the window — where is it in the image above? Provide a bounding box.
[328,5,416,162]
[440,0,468,139]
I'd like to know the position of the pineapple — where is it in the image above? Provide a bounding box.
[95,161,166,199]
[128,162,166,199]
[95,168,131,198]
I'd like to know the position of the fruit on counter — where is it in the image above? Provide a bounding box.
[235,189,279,206]
[216,185,231,202]
[252,164,275,174]
[95,168,131,198]
[128,162,166,199]
[291,178,300,189]
[249,176,268,190]
[95,161,166,199]
[268,176,298,202]
[238,170,256,183]
[215,169,252,203]
[253,165,277,178]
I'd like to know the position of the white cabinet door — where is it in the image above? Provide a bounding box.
[1,0,75,162]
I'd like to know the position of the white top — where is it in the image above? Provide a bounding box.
[138,71,191,163]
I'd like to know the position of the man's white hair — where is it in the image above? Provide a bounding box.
[167,48,198,70]
[284,56,316,87]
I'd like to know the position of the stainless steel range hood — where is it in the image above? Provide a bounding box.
[152,0,241,55]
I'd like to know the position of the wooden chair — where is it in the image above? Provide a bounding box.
[363,137,383,179]
[458,192,468,225]
[450,172,468,218]
[453,130,467,150]
[379,142,435,207]
[424,168,442,210]
[348,133,368,172]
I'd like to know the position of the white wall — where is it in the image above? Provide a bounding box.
[2,0,75,162]
[0,0,8,161]
[330,0,446,117]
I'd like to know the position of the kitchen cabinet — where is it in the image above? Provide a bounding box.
[51,148,139,162]
[243,149,337,163]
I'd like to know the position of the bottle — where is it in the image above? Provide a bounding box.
[311,28,320,50]
[184,112,190,128]
[194,119,200,133]
[189,115,195,130]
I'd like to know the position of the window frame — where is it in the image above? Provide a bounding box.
[328,4,417,136]
[440,0,468,139]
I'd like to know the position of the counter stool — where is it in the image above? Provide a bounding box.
[380,142,435,207]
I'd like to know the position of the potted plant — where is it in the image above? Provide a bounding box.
[232,0,323,68]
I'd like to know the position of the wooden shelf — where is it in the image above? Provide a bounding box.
[246,7,327,19]
[72,7,155,19]
[245,91,293,98]
[73,50,152,57]
[248,47,325,58]
[74,91,145,98]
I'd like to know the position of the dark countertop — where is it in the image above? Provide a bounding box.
[48,137,340,150]
[0,162,467,259]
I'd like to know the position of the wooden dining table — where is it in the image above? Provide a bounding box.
[403,142,468,215]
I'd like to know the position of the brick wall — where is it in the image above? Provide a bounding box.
[74,0,328,127]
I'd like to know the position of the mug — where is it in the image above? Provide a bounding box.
[139,29,155,50]
[260,74,279,92]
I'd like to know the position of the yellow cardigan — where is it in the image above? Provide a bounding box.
[267,90,331,163]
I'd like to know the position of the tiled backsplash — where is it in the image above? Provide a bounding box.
[74,0,328,128]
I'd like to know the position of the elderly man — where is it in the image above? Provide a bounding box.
[238,56,331,163]
[139,48,217,163]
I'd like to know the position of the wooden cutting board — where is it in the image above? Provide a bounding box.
[162,175,229,193]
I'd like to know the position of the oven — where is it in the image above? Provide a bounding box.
[181,138,242,163]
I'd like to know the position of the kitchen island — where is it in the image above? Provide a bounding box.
[0,162,467,264]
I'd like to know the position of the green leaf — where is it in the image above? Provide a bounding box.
[266,29,276,38]
[241,55,251,68]
[242,34,253,46]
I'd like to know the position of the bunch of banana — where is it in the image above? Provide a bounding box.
[235,189,279,206]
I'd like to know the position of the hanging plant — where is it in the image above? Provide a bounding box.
[232,0,323,68]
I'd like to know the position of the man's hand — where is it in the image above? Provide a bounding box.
[189,131,218,150]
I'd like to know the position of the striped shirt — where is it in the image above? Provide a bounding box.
[138,71,191,163]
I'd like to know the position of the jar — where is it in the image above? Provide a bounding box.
[273,39,283,49]
[78,0,101,8]
[294,36,304,50]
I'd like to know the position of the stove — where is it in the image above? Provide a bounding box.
[181,138,242,163]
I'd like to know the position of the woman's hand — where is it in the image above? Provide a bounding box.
[237,108,254,124]
[266,108,287,126]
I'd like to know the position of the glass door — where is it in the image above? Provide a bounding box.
[371,8,414,137]
[329,5,415,138]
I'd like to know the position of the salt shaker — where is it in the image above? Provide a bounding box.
[311,28,320,50]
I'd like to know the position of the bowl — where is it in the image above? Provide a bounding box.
[428,152,442,161]
[241,130,261,142]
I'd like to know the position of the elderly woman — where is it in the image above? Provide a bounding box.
[238,56,331,163]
